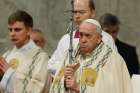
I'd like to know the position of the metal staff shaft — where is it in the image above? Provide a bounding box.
[68,0,74,93]
[69,0,74,64]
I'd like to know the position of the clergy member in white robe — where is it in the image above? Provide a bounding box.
[0,10,49,93]
[49,19,132,93]
[0,40,49,93]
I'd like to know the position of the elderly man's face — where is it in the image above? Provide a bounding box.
[30,32,45,48]
[8,21,31,48]
[74,0,95,29]
[79,22,101,55]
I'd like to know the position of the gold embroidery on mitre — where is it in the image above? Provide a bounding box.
[81,68,97,86]
[53,67,65,84]
[9,58,19,69]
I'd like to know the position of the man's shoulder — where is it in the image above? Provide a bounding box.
[57,31,79,48]
[35,47,48,55]
[116,39,136,51]
[28,47,48,59]
[60,31,77,40]
[58,33,70,44]
[101,31,113,39]
[101,31,117,51]
[101,31,114,43]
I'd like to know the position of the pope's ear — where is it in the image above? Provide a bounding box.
[97,37,102,44]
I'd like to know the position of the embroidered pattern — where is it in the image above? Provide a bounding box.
[9,58,19,69]
[80,42,112,92]
[53,67,65,84]
[50,42,113,93]
[21,49,41,93]
[80,68,97,86]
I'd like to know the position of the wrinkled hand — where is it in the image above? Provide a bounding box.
[64,63,80,92]
[0,57,9,73]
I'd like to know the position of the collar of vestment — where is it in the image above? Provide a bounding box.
[74,30,80,38]
[77,42,113,70]
[68,29,80,38]
[12,39,37,53]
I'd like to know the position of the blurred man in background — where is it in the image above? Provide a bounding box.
[30,29,46,48]
[99,13,139,76]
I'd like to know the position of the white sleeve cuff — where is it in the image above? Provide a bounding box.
[0,68,15,89]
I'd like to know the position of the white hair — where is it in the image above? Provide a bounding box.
[82,19,102,35]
